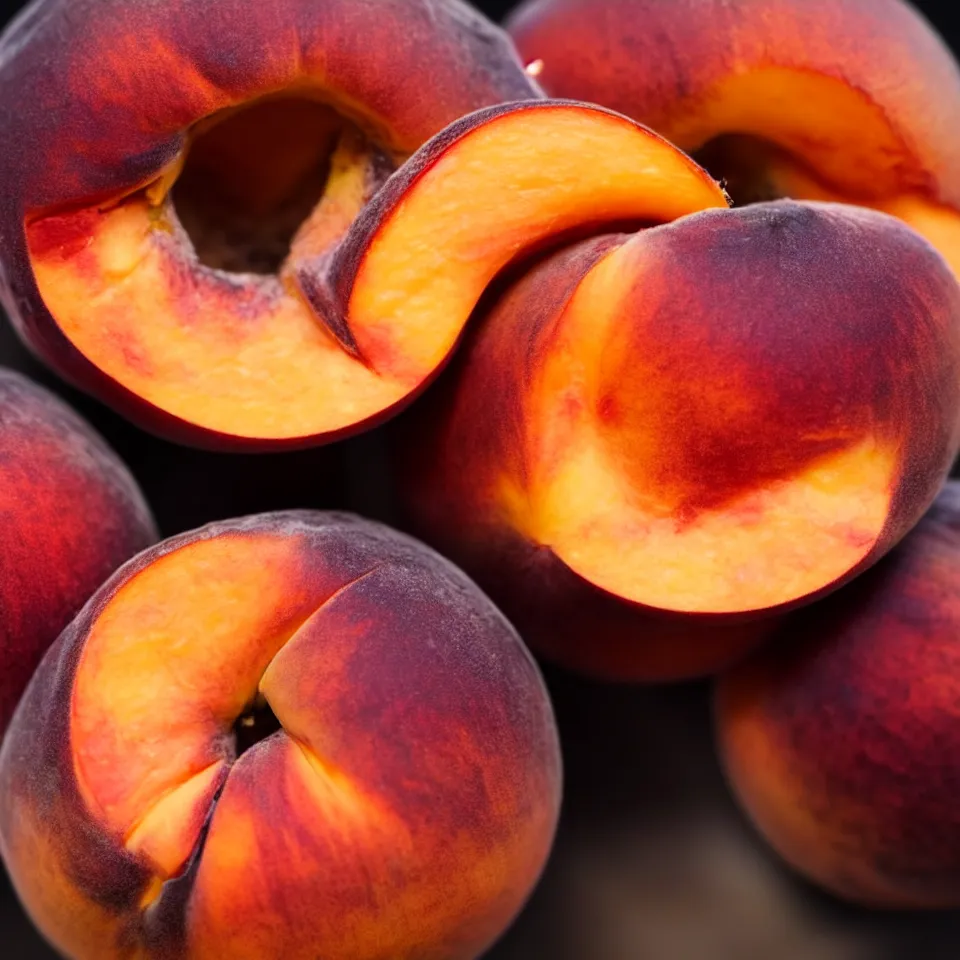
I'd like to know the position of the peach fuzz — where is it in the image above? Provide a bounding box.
[508,0,960,277]
[0,369,156,738]
[397,201,960,681]
[716,481,960,907]
[0,512,561,960]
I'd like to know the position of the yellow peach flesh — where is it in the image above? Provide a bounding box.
[520,242,897,614]
[29,103,727,440]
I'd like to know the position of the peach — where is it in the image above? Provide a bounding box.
[508,0,960,276]
[0,0,540,448]
[716,480,960,907]
[0,4,724,451]
[396,201,960,681]
[0,512,562,959]
[0,369,156,737]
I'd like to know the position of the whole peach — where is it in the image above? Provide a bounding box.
[717,481,960,906]
[509,0,960,275]
[397,201,960,679]
[0,512,562,959]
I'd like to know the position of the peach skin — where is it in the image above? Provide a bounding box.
[396,200,960,681]
[0,0,718,450]
[0,369,156,738]
[716,480,960,907]
[508,0,960,277]
[0,512,562,960]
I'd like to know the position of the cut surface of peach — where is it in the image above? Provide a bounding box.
[28,100,727,441]
[520,237,897,615]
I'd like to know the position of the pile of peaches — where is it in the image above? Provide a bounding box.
[4,0,960,955]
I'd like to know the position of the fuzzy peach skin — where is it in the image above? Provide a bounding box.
[0,512,562,960]
[0,369,156,738]
[0,0,540,448]
[508,0,960,277]
[396,201,960,681]
[716,481,960,907]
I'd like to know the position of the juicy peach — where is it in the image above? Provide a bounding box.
[8,92,728,448]
[0,0,540,447]
[0,369,156,736]
[716,480,960,906]
[508,0,960,276]
[0,512,561,959]
[0,1,718,450]
[397,201,960,680]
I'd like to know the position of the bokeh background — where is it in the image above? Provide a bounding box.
[2,0,960,957]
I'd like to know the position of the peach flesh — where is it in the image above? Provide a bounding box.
[716,481,960,907]
[0,513,562,960]
[507,0,960,276]
[397,201,960,677]
[26,100,727,445]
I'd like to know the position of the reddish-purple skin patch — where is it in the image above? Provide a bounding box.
[717,481,960,905]
[0,369,156,737]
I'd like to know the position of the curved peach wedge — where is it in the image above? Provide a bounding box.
[508,0,960,276]
[0,513,562,959]
[717,481,960,907]
[1,1,722,451]
[0,369,156,737]
[397,201,960,680]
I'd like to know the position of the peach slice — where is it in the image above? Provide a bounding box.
[717,481,960,907]
[0,513,561,959]
[397,201,960,680]
[0,369,156,737]
[508,0,960,276]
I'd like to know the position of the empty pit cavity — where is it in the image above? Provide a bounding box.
[233,692,283,757]
[171,96,387,275]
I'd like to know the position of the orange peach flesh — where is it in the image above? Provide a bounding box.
[28,103,727,441]
[71,534,320,884]
[654,68,960,275]
[513,237,897,614]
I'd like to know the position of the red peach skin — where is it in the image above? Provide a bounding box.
[717,481,960,906]
[0,512,562,960]
[0,369,156,737]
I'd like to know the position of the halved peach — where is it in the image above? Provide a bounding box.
[1,0,724,448]
[0,512,561,959]
[508,0,960,276]
[397,201,960,680]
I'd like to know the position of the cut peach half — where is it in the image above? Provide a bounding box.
[25,100,726,447]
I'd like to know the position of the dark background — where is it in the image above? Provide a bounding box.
[2,0,960,957]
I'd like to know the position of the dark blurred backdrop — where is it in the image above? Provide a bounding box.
[2,0,960,958]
